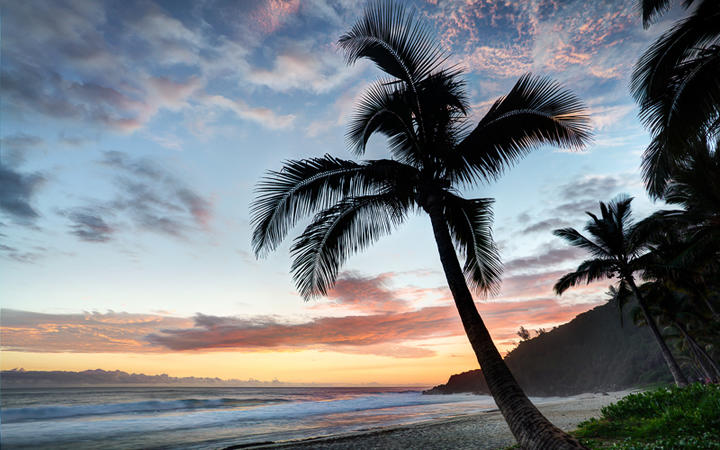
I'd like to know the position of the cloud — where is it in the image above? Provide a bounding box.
[102,151,213,236]
[557,174,631,202]
[458,45,532,78]
[0,163,46,224]
[1,267,606,356]
[321,272,412,313]
[0,244,44,264]
[60,152,212,242]
[0,309,193,353]
[504,246,585,274]
[250,0,301,34]
[589,104,636,130]
[199,94,296,130]
[0,1,308,134]
[0,133,45,167]
[62,208,115,242]
[147,306,459,355]
[519,218,572,234]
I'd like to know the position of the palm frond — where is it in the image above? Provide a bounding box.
[641,133,678,198]
[443,194,502,295]
[251,156,417,256]
[584,196,636,258]
[338,0,446,85]
[607,280,633,326]
[554,258,617,295]
[553,227,610,259]
[290,193,411,299]
[641,0,700,27]
[632,6,720,109]
[347,78,420,162]
[456,73,592,182]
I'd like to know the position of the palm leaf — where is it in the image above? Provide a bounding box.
[251,156,416,256]
[338,1,446,86]
[553,227,610,259]
[290,193,411,299]
[554,258,617,295]
[456,73,591,181]
[346,78,420,162]
[639,0,700,28]
[443,194,502,294]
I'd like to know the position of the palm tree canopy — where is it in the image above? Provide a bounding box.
[251,1,591,300]
[631,0,720,197]
[639,0,699,28]
[554,196,646,295]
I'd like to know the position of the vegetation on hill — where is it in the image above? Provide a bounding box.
[425,299,672,396]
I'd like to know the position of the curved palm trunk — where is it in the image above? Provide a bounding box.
[627,280,689,386]
[426,202,585,449]
[673,320,720,381]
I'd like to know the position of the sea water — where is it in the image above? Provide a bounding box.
[1,386,499,448]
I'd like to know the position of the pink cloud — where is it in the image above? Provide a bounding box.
[251,0,301,34]
[1,268,608,358]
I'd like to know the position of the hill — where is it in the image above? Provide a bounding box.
[425,300,672,396]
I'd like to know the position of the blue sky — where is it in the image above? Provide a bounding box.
[0,0,683,384]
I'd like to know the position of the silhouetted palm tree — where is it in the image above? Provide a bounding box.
[553,196,688,386]
[251,3,591,447]
[638,282,720,381]
[631,0,720,197]
[638,0,701,28]
[641,139,720,319]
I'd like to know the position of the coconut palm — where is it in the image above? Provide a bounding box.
[553,196,688,386]
[631,0,720,197]
[641,139,720,319]
[251,3,592,447]
[640,282,720,381]
[638,0,701,28]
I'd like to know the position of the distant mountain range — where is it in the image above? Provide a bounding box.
[0,369,291,388]
[426,300,672,396]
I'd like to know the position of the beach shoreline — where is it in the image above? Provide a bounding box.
[227,389,639,449]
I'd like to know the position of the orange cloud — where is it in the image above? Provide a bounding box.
[251,0,300,34]
[1,270,607,358]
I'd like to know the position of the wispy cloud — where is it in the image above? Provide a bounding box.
[1,270,606,355]
[0,163,46,224]
[60,151,213,242]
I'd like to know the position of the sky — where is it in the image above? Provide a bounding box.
[0,0,684,386]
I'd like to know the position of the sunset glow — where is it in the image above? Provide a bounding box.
[1,0,681,385]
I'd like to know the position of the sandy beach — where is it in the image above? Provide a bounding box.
[234,390,638,449]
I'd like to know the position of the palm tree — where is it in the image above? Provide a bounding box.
[553,196,688,386]
[251,3,592,447]
[638,0,702,28]
[642,139,720,319]
[631,0,720,197]
[641,282,720,381]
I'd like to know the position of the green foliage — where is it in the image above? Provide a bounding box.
[426,300,673,396]
[575,383,720,448]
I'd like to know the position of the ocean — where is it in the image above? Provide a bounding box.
[1,386,500,448]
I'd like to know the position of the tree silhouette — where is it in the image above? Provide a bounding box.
[252,2,591,447]
[554,196,688,386]
[631,0,720,197]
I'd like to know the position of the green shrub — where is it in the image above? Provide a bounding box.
[575,383,720,449]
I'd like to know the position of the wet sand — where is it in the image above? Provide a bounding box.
[231,389,637,449]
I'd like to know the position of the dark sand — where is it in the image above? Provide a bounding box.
[231,390,637,449]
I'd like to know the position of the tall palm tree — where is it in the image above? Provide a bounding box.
[553,196,688,386]
[642,138,720,319]
[631,0,720,197]
[639,282,720,381]
[251,3,591,447]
